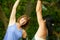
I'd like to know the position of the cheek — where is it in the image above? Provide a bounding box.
[20,20,27,24]
[19,20,23,24]
[20,20,23,24]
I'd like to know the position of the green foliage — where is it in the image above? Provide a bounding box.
[0,20,5,40]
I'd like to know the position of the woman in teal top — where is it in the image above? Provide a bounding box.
[4,0,30,40]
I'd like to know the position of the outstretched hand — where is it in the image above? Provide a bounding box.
[36,0,42,12]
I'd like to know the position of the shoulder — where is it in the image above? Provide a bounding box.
[7,24,16,32]
[8,23,16,27]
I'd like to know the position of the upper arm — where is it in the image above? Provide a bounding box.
[8,9,16,26]
[8,12,16,26]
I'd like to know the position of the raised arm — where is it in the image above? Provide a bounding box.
[36,0,43,25]
[8,0,20,26]
[35,0,47,39]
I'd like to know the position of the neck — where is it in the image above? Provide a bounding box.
[16,23,21,30]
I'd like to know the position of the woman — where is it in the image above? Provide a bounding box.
[4,0,30,40]
[32,0,48,40]
[43,15,54,40]
[32,0,54,40]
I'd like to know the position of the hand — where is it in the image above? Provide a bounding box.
[36,0,41,12]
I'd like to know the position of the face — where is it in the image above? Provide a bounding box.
[19,17,27,26]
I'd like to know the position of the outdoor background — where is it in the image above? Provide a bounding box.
[0,0,60,40]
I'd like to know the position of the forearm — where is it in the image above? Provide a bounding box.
[13,0,20,9]
[36,0,43,25]
[10,0,20,18]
